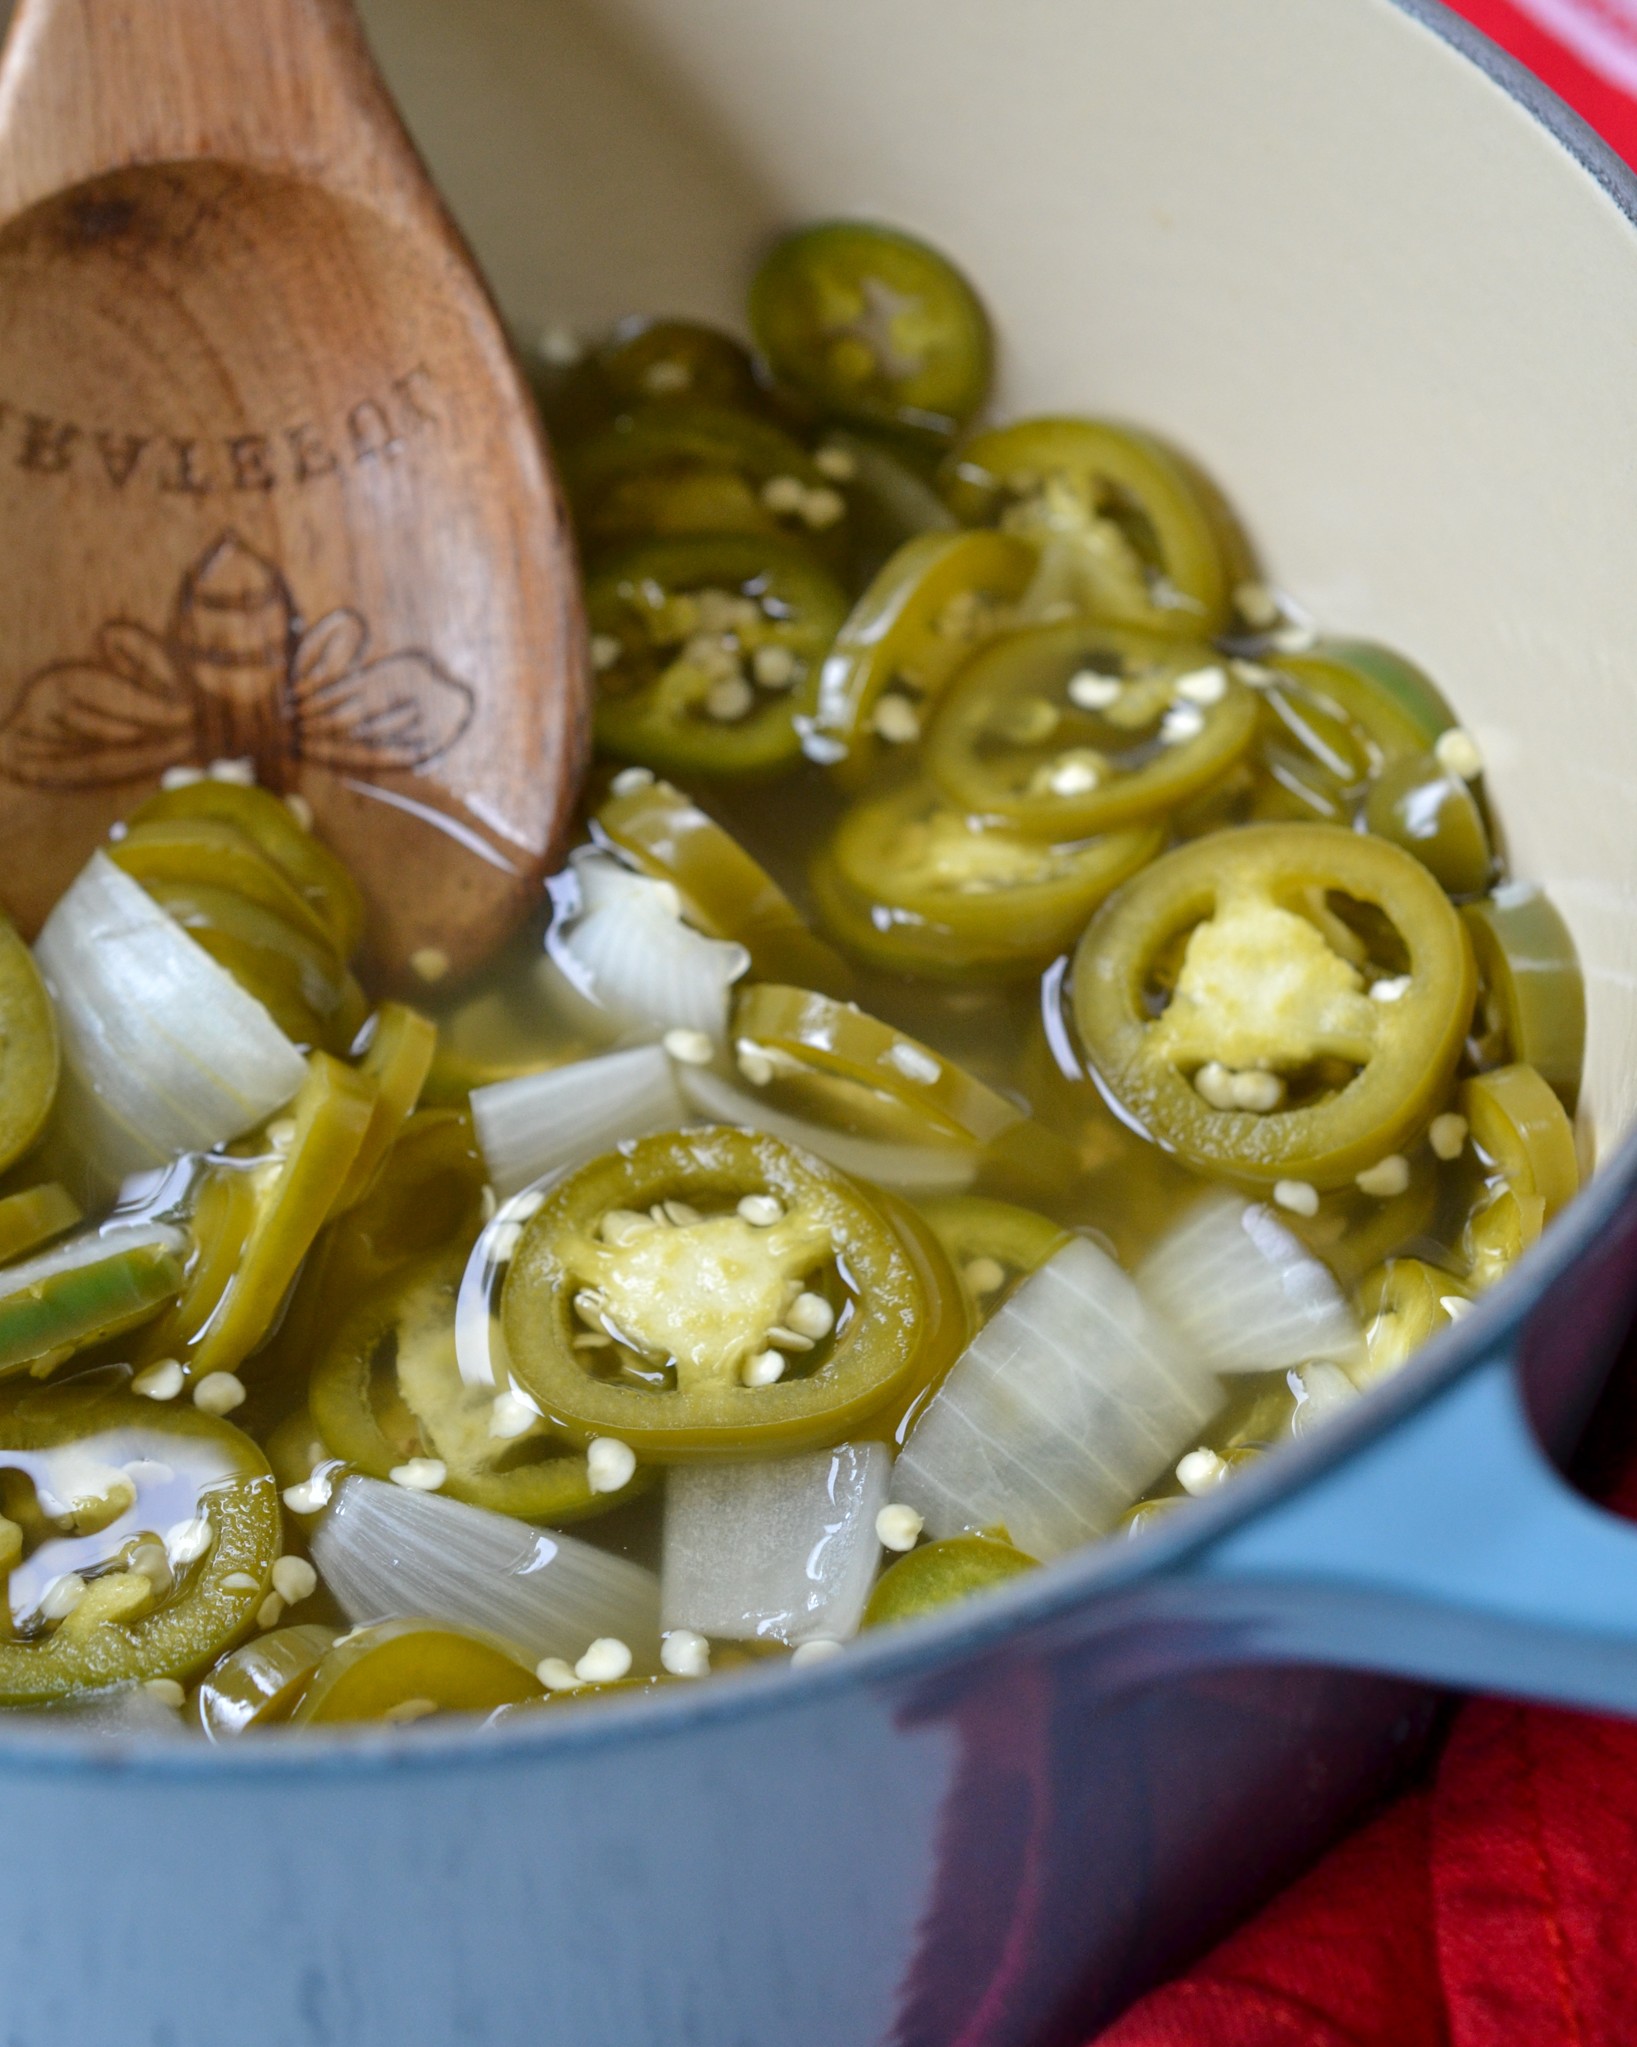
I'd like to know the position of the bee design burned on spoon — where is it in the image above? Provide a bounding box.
[0,532,476,793]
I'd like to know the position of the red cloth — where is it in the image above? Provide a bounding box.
[1090,10,1637,2042]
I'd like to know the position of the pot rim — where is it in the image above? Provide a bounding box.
[5,0,1635,1780]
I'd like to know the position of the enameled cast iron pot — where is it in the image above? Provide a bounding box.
[6,1,1637,2041]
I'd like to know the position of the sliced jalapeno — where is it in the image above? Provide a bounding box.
[814,780,1163,980]
[107,818,340,956]
[183,1054,377,1383]
[804,530,1036,784]
[332,1004,438,1212]
[1464,887,1585,1109]
[1364,752,1493,897]
[0,1184,80,1267]
[914,1194,1070,1320]
[813,428,958,585]
[749,221,992,442]
[291,1619,542,1725]
[0,1226,186,1376]
[926,622,1258,836]
[0,917,57,1175]
[502,1127,925,1460]
[1071,824,1476,1189]
[194,1622,337,1738]
[857,1188,976,1447]
[731,984,1024,1150]
[568,403,839,558]
[1459,1063,1579,1219]
[942,418,1253,637]
[1464,1185,1545,1292]
[138,876,367,1055]
[555,317,765,442]
[863,1535,1037,1627]
[1280,1149,1440,1290]
[130,781,364,961]
[589,536,848,778]
[1357,1257,1470,1383]
[1272,641,1455,760]
[1250,673,1374,824]
[594,772,852,995]
[0,1375,280,1704]
[310,1252,646,1523]
[282,1110,488,1351]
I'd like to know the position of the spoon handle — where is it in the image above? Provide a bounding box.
[0,0,429,221]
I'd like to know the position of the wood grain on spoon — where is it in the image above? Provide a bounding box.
[0,0,587,987]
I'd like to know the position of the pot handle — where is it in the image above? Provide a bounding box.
[1183,1346,1637,1715]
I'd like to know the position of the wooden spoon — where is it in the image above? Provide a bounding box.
[0,0,586,988]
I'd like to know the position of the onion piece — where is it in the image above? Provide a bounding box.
[1138,1194,1363,1375]
[890,1237,1223,1556]
[549,852,748,1043]
[674,1061,978,1194]
[309,1474,661,1671]
[662,1443,890,1646]
[35,852,306,1187]
[471,1045,687,1199]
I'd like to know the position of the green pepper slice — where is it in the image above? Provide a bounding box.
[0,1375,279,1704]
[1272,641,1455,760]
[941,417,1254,637]
[1249,673,1374,824]
[291,1619,542,1725]
[814,428,959,587]
[594,772,852,995]
[267,1110,489,1394]
[1464,888,1585,1109]
[925,622,1258,836]
[857,1187,976,1447]
[804,530,1036,785]
[732,984,1024,1149]
[1459,1063,1579,1219]
[310,1252,647,1523]
[0,1227,186,1377]
[184,1054,376,1383]
[914,1194,1070,1321]
[502,1127,925,1460]
[129,781,364,961]
[107,818,340,956]
[590,536,848,778]
[749,221,992,442]
[0,916,57,1175]
[1464,1185,1545,1292]
[137,876,367,1056]
[194,1622,337,1738]
[1364,752,1493,897]
[0,1184,80,1267]
[863,1535,1037,1628]
[568,403,839,558]
[1071,823,1476,1189]
[814,780,1163,980]
[553,317,766,443]
[1357,1257,1470,1384]
[332,1004,438,1212]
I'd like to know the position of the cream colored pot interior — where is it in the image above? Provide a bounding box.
[353,0,1637,1169]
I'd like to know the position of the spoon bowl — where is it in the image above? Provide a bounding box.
[0,0,585,986]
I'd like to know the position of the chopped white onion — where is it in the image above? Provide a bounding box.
[674,1061,978,1194]
[471,1044,687,1198]
[34,852,306,1187]
[891,1237,1223,1557]
[661,1443,890,1646]
[310,1475,661,1672]
[549,852,748,1043]
[1138,1194,1362,1375]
